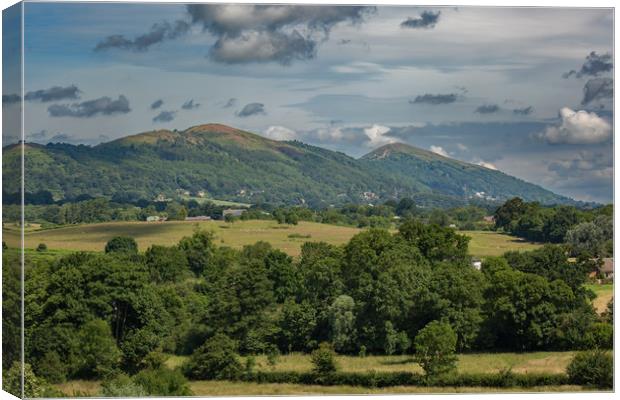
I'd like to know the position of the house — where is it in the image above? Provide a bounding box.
[196,191,206,198]
[185,216,211,221]
[601,258,614,279]
[471,258,482,271]
[153,193,171,202]
[483,215,495,223]
[146,215,161,222]
[223,209,245,218]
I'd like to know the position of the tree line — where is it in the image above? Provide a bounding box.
[2,217,611,394]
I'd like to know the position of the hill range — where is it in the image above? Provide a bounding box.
[2,123,574,208]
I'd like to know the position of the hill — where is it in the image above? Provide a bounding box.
[3,123,573,207]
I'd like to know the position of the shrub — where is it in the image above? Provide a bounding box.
[184,333,242,380]
[3,362,46,398]
[414,321,457,376]
[104,236,138,254]
[74,319,121,378]
[133,367,193,396]
[36,351,67,383]
[311,342,338,374]
[100,373,147,397]
[589,322,613,349]
[567,350,613,389]
[36,243,47,252]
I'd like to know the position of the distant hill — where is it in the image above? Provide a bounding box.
[2,123,574,208]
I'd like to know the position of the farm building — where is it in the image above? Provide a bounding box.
[601,258,614,279]
[185,216,211,221]
[223,209,245,218]
[471,258,482,270]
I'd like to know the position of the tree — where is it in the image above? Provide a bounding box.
[494,197,525,231]
[145,245,190,283]
[279,300,317,353]
[178,230,216,277]
[184,333,242,380]
[311,342,338,374]
[414,321,457,376]
[398,219,469,264]
[565,222,605,257]
[395,197,417,218]
[567,350,613,389]
[3,362,45,398]
[328,295,356,353]
[73,319,121,378]
[105,236,138,254]
[36,243,48,252]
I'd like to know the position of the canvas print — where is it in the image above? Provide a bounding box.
[1,2,614,397]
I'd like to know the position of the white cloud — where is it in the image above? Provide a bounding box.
[263,125,297,141]
[475,160,498,170]
[539,107,611,144]
[430,145,449,157]
[457,143,468,151]
[364,124,396,147]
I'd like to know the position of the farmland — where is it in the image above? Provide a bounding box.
[3,220,542,258]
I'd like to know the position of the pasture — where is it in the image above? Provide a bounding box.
[5,221,542,258]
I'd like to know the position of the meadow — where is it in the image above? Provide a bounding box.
[55,352,581,396]
[585,284,614,313]
[3,220,542,258]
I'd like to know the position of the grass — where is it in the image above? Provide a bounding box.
[585,283,614,314]
[164,352,575,375]
[5,221,542,258]
[52,379,587,396]
[461,230,542,257]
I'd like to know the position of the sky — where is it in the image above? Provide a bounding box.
[2,3,614,203]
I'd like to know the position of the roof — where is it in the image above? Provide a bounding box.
[601,258,614,273]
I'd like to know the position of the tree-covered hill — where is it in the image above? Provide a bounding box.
[3,123,574,207]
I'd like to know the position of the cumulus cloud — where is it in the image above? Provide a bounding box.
[429,145,449,157]
[95,20,190,52]
[475,104,500,114]
[237,102,266,117]
[48,95,131,118]
[410,93,457,105]
[538,107,611,145]
[150,99,164,110]
[181,99,200,110]
[153,110,176,123]
[2,93,20,105]
[563,51,613,79]
[24,85,80,102]
[95,5,374,65]
[401,11,440,29]
[223,98,237,108]
[582,77,613,105]
[364,124,396,147]
[263,125,297,141]
[513,106,533,115]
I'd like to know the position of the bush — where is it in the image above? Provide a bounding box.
[589,322,613,349]
[133,367,193,396]
[414,321,457,376]
[567,350,613,389]
[104,236,138,254]
[100,373,147,397]
[36,243,47,252]
[74,319,121,378]
[3,362,46,398]
[36,351,67,383]
[184,333,242,380]
[311,342,338,374]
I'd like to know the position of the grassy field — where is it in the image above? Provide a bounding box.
[4,221,541,258]
[462,230,542,257]
[586,284,614,314]
[165,352,575,375]
[56,351,584,396]
[54,379,587,396]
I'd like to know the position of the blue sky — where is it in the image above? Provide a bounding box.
[2,3,614,203]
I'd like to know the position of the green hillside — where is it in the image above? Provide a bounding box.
[3,123,573,207]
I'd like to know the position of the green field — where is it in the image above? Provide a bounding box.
[166,351,575,375]
[4,221,542,258]
[55,379,585,396]
[56,352,581,396]
[462,230,542,257]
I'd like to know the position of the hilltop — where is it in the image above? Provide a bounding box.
[3,123,573,207]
